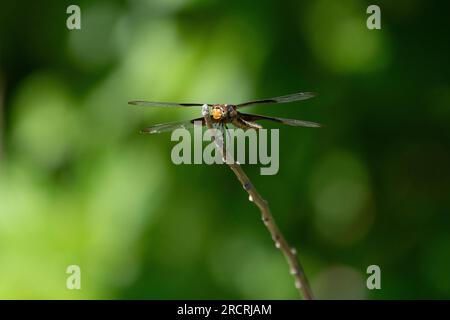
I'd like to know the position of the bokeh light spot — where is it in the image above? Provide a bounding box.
[310,150,373,245]
[302,0,390,74]
[313,265,367,299]
[11,73,78,169]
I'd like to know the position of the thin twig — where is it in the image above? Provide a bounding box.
[201,105,314,299]
[0,74,4,163]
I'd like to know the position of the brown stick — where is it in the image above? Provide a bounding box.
[201,105,314,299]
[0,75,4,162]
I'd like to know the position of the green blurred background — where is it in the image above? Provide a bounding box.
[0,0,449,299]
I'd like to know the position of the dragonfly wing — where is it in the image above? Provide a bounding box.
[129,101,211,108]
[236,92,316,108]
[239,113,322,128]
[140,118,204,134]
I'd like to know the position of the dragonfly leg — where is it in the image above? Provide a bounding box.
[220,123,227,161]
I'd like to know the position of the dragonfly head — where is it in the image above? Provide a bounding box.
[211,104,236,120]
[211,105,223,120]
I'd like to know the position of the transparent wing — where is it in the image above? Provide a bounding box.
[239,113,322,128]
[129,100,212,108]
[236,92,316,108]
[140,117,204,134]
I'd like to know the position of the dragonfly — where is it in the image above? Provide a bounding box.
[129,91,322,134]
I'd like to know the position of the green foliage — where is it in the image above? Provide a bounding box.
[0,0,449,299]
